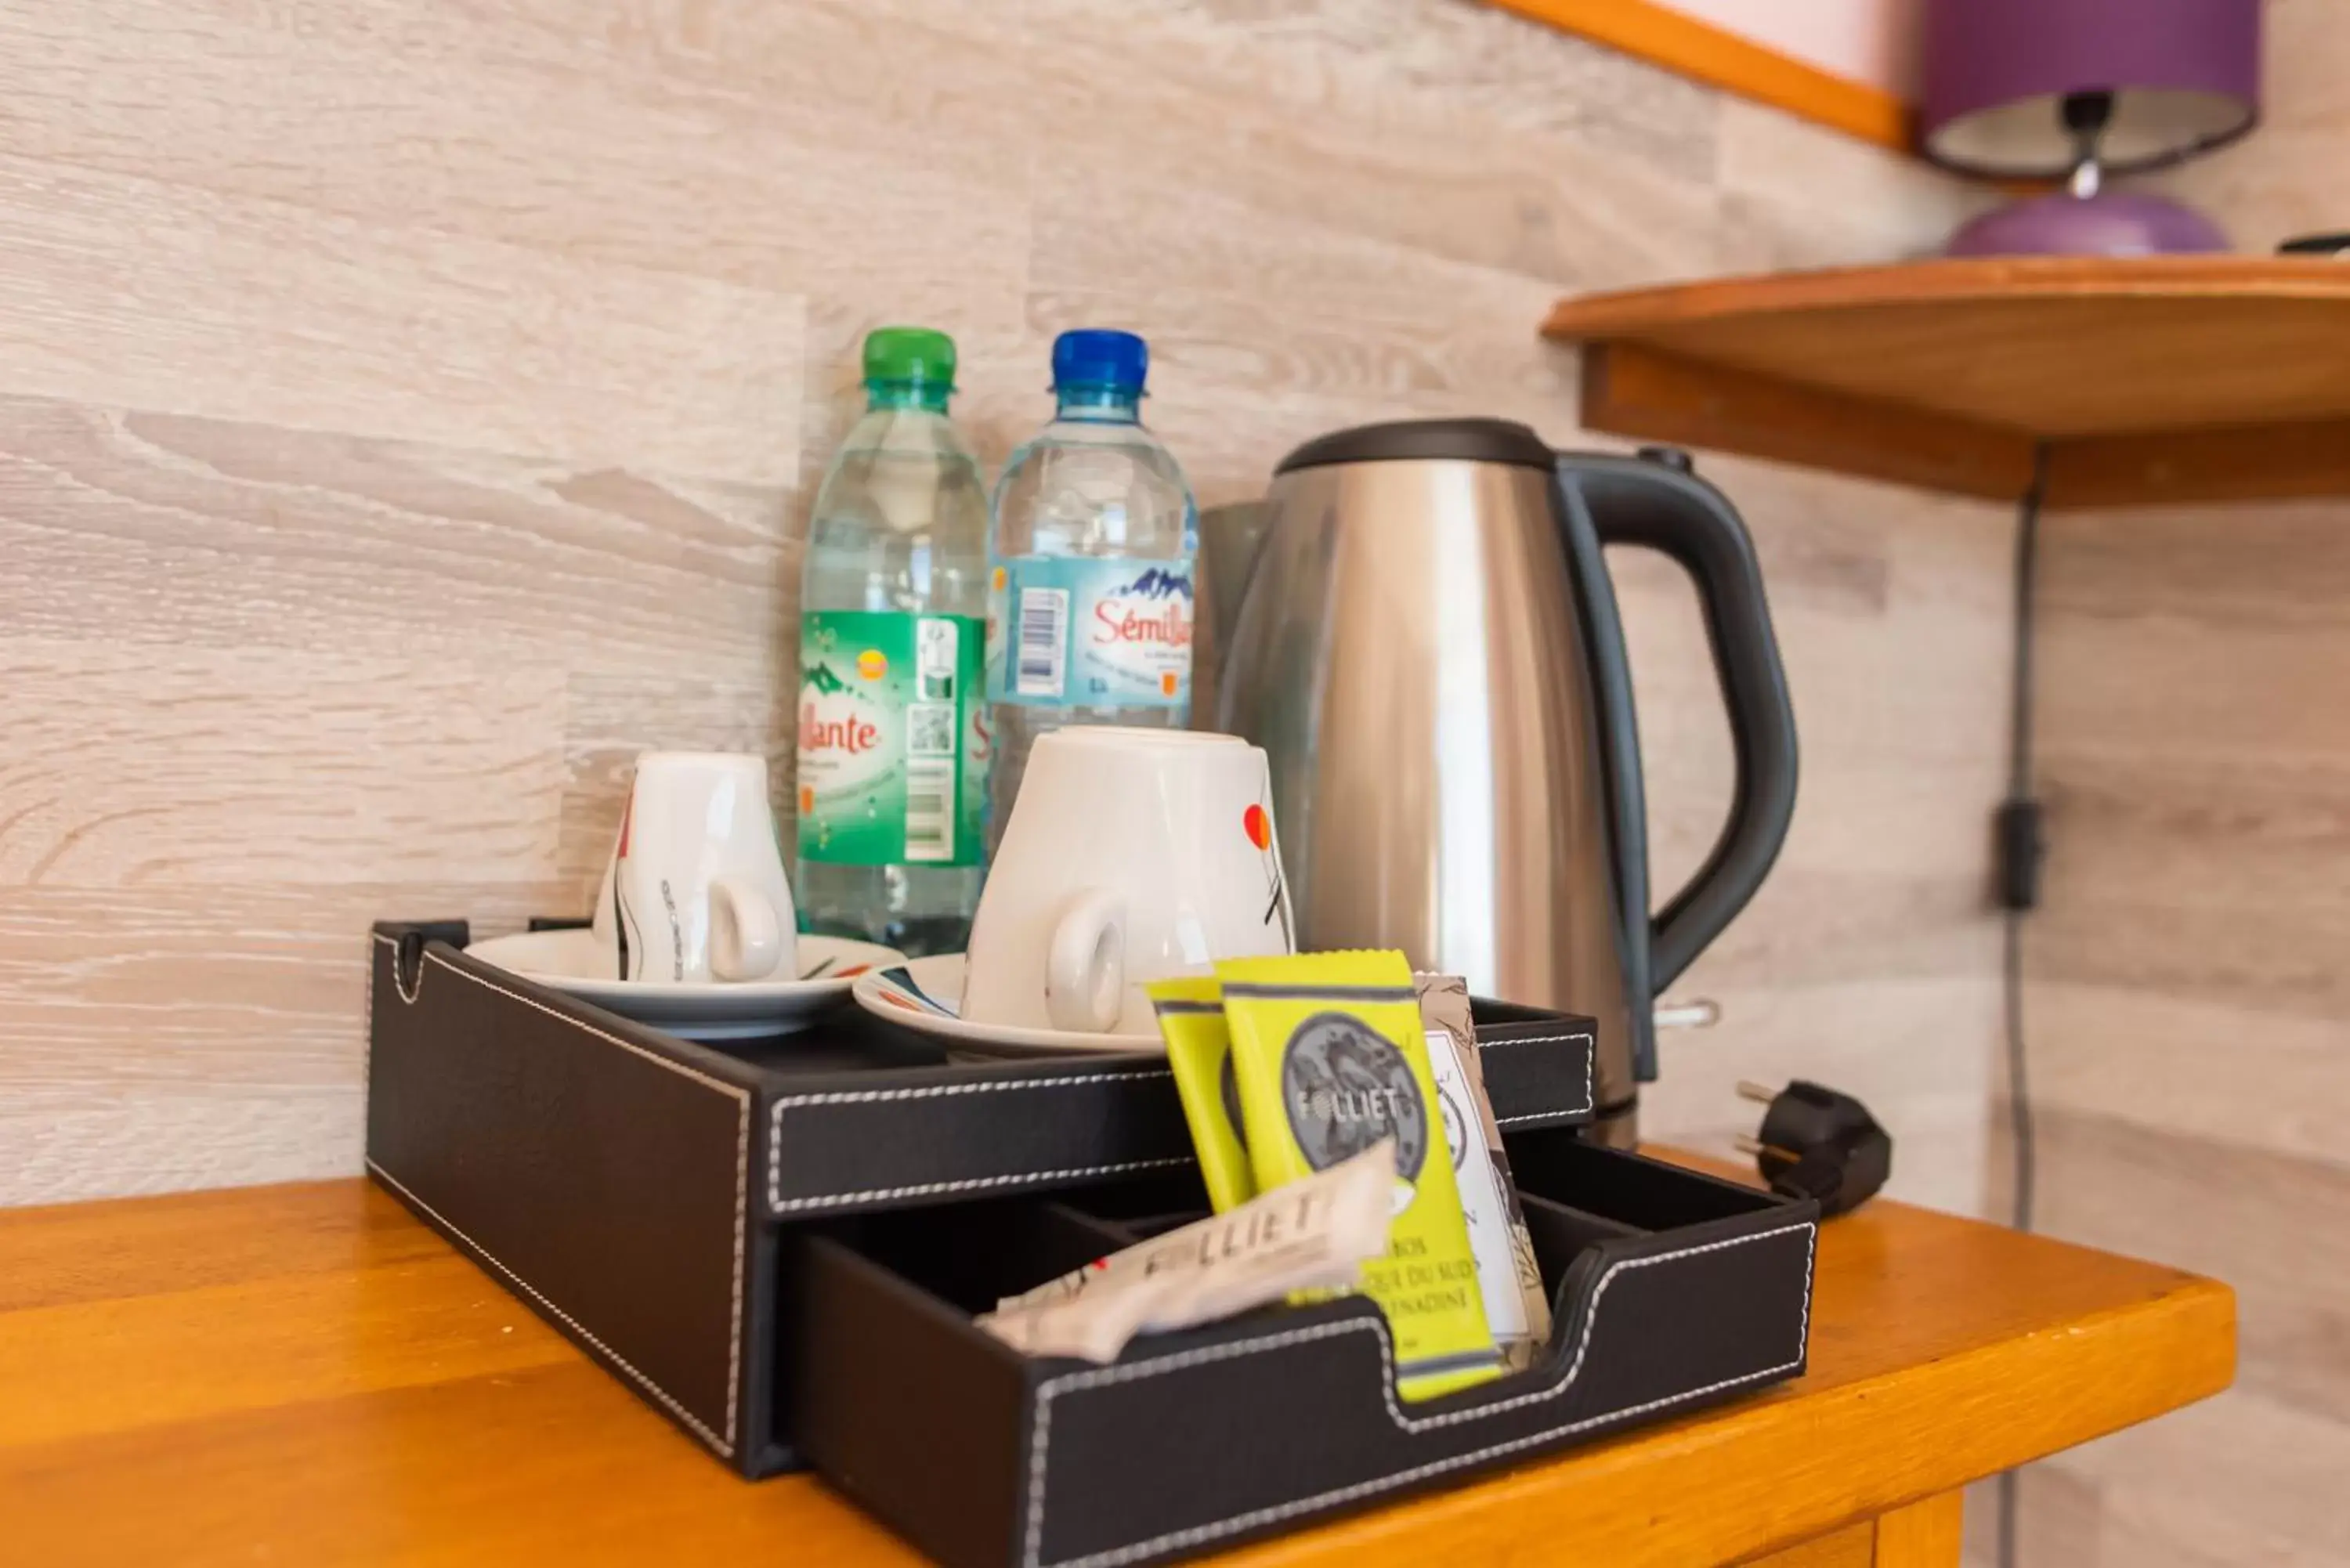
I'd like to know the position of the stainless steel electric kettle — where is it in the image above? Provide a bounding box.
[1198,418,1799,1147]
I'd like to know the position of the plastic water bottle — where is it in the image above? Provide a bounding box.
[986,330,1198,843]
[794,327,990,956]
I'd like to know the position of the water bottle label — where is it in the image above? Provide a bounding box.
[797,610,987,867]
[985,556,1194,710]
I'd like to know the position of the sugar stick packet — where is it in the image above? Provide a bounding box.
[1415,974,1553,1371]
[1217,950,1502,1401]
[1148,977,1255,1212]
[975,1141,1396,1363]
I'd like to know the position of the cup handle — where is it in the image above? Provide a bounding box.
[1045,889,1126,1033]
[709,877,783,981]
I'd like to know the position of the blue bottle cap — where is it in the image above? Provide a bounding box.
[1051,329,1148,395]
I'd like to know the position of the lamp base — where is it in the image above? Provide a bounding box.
[1944,189,2230,257]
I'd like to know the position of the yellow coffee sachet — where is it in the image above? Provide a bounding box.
[1146,977,1256,1212]
[1216,950,1502,1400]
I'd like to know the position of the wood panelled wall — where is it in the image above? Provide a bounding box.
[2009,1,2350,1562]
[0,0,2001,1225]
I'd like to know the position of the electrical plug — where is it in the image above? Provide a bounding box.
[1734,1079,1892,1218]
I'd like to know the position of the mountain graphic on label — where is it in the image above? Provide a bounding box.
[1111,566,1193,601]
[804,662,851,695]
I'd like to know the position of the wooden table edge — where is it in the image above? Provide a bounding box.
[1221,1269,2235,1566]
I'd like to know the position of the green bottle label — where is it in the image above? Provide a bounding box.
[796,610,986,867]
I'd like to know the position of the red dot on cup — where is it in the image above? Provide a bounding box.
[1243,804,1271,850]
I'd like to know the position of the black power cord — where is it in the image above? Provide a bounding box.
[1996,446,2049,1568]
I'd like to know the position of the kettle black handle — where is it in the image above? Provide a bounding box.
[1554,451,1799,998]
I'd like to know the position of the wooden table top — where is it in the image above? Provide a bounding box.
[0,1169,2233,1568]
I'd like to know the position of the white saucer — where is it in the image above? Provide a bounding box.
[850,953,1161,1057]
[465,927,905,1041]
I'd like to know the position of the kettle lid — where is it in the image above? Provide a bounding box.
[1274,417,1553,474]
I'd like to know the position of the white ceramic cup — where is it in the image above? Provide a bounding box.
[962,728,1294,1035]
[590,752,797,984]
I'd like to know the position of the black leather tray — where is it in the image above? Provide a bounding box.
[362,919,1603,1480]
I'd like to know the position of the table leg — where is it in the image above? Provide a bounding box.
[1742,1521,1875,1566]
[1741,1490,1965,1567]
[1873,1490,1965,1566]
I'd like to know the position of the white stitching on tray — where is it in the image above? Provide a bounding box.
[1474,1030,1588,1051]
[765,1070,1175,1212]
[371,934,749,1458]
[393,933,425,1003]
[1022,1218,1817,1568]
[1483,1031,1596,1125]
[771,1158,1196,1213]
[765,1032,1597,1209]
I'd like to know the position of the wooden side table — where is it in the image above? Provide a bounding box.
[0,1165,2230,1567]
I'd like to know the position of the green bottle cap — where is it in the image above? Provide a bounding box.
[862,327,956,397]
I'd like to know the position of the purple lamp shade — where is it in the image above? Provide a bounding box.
[1922,0,2261,256]
[1922,0,2260,176]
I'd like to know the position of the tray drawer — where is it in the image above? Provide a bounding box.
[783,1136,1817,1568]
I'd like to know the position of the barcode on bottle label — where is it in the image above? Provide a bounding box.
[905,756,955,862]
[1015,587,1068,698]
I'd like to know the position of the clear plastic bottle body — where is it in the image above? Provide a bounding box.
[796,392,991,955]
[986,388,1199,845]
